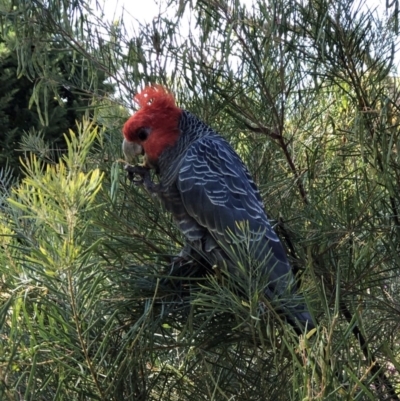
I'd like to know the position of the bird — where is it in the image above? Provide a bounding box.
[122,85,315,333]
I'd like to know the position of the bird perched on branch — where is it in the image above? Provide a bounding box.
[122,85,314,333]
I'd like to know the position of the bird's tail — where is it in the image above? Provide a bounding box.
[263,275,316,335]
[284,304,315,335]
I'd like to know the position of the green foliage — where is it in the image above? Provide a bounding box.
[1,122,106,398]
[1,0,400,400]
[0,19,114,177]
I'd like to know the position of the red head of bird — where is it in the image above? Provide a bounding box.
[122,85,182,167]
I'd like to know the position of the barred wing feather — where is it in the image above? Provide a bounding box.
[177,136,293,285]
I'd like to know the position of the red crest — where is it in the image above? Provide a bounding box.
[123,85,182,162]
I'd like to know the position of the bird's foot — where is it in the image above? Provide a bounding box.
[124,164,159,194]
[124,164,147,185]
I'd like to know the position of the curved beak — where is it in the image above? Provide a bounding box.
[122,139,143,163]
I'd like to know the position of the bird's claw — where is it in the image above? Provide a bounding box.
[124,164,149,177]
[125,165,146,185]
[124,164,159,194]
[127,176,144,186]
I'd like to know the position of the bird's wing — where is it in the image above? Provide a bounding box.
[177,136,315,330]
[177,136,290,272]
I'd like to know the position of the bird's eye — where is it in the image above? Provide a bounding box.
[137,127,149,141]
